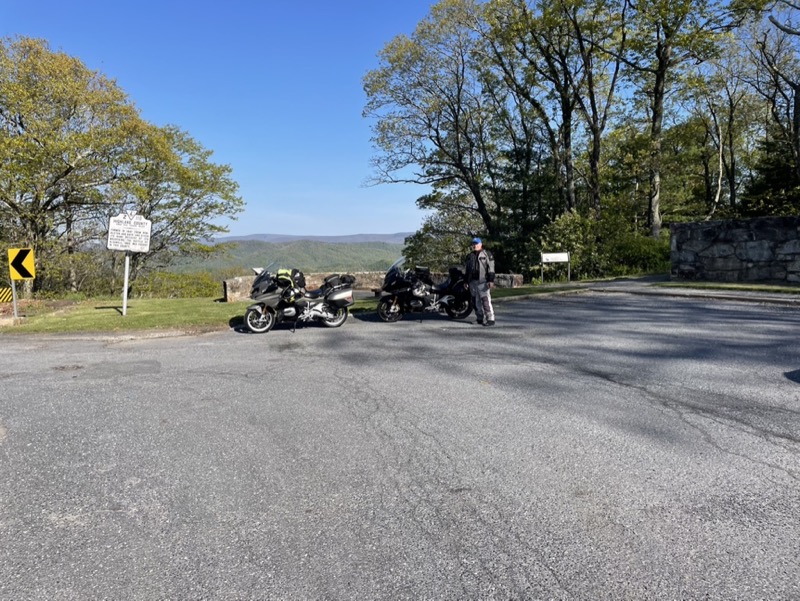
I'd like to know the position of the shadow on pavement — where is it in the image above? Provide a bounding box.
[784,369,800,384]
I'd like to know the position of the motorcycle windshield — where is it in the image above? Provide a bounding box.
[383,257,406,286]
[252,270,273,289]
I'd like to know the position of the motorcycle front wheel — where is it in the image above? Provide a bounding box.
[245,306,275,333]
[445,297,473,319]
[321,306,348,328]
[377,297,403,322]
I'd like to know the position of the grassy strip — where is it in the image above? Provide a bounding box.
[2,298,252,334]
[14,279,793,335]
[653,281,800,294]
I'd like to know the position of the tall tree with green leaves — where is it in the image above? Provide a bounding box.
[0,36,243,295]
[621,0,738,237]
[363,0,500,239]
[105,123,242,284]
[365,0,565,271]
[684,33,765,216]
[746,1,800,209]
[483,0,581,212]
[0,38,142,254]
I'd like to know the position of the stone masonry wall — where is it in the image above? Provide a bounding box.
[222,271,523,302]
[670,216,800,283]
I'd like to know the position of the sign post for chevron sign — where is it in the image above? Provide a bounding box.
[6,248,36,320]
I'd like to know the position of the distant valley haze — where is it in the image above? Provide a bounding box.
[178,233,411,275]
[216,232,413,245]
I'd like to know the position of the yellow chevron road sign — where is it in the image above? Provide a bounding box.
[8,248,35,280]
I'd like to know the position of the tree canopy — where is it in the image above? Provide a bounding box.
[0,36,243,294]
[365,0,800,278]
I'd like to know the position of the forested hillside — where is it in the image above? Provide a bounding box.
[169,240,405,276]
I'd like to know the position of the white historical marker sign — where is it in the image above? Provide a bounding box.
[107,213,152,253]
[107,212,152,316]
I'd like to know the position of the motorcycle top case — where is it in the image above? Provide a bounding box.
[324,273,357,288]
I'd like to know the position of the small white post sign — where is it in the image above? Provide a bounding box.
[541,251,571,284]
[107,213,152,316]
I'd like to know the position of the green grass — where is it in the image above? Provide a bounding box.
[2,297,252,335]
[2,296,396,335]
[654,281,800,294]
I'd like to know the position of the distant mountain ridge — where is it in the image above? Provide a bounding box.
[171,238,407,275]
[216,232,413,245]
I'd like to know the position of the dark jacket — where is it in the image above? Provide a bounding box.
[465,248,495,283]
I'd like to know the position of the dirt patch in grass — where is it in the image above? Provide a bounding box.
[0,298,79,317]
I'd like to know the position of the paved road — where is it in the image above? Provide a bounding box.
[1,291,798,600]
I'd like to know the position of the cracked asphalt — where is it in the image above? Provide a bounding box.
[1,290,798,600]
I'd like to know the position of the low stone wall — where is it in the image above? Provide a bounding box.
[670,216,800,283]
[222,271,524,302]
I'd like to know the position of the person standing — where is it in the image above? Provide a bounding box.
[465,237,496,326]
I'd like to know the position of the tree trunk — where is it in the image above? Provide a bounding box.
[589,126,602,218]
[648,46,669,239]
[793,84,800,183]
[563,106,576,212]
[65,209,78,293]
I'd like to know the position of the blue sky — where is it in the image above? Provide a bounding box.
[4,1,436,237]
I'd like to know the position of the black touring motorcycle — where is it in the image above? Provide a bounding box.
[244,268,356,334]
[376,258,472,322]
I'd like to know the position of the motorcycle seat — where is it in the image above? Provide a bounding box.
[303,288,325,299]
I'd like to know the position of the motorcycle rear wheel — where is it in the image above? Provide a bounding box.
[321,306,348,327]
[377,297,403,322]
[245,306,275,333]
[445,297,472,319]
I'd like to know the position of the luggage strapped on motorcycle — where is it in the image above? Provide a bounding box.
[276,268,306,289]
[323,273,357,290]
[275,268,306,303]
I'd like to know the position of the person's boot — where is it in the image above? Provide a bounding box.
[475,317,484,325]
[483,319,495,326]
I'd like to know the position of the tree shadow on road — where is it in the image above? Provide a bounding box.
[784,369,800,384]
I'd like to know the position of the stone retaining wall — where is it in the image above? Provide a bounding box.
[670,216,800,283]
[222,271,524,302]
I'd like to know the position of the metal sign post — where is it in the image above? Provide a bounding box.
[7,248,36,321]
[11,279,18,319]
[122,252,131,317]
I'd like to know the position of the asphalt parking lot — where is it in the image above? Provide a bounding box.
[1,289,798,600]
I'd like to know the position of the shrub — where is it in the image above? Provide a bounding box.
[540,210,670,280]
[132,271,221,298]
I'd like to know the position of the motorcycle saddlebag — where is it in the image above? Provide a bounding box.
[327,287,354,308]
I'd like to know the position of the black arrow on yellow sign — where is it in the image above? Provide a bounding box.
[8,247,35,280]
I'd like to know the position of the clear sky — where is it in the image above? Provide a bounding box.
[4,1,437,237]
